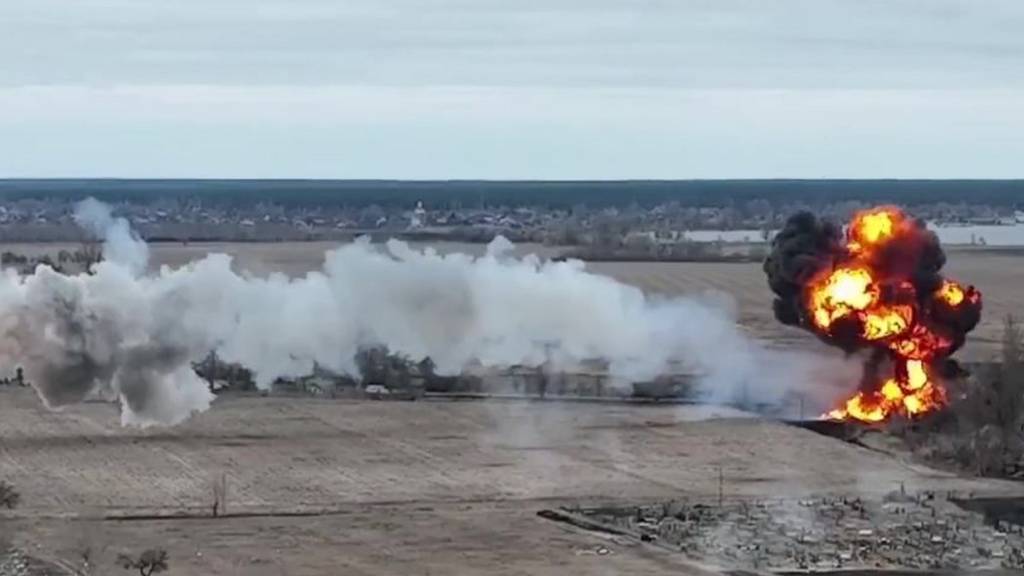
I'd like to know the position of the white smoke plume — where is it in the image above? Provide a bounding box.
[72,197,149,275]
[0,199,854,426]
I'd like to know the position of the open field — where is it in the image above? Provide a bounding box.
[2,388,1023,575]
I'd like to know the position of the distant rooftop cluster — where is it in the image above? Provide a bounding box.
[0,180,1021,244]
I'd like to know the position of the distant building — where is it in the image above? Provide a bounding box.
[409,201,427,229]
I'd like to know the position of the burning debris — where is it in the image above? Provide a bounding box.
[764,206,982,423]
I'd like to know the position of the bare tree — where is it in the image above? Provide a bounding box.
[211,472,227,518]
[0,481,19,510]
[996,315,1024,432]
[117,549,169,576]
[78,239,103,274]
[952,315,1024,475]
[993,314,1024,472]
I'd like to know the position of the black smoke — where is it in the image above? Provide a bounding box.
[763,211,844,332]
[763,209,982,369]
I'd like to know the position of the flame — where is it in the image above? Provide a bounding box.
[846,207,906,255]
[862,305,913,341]
[809,267,878,329]
[852,210,895,244]
[827,393,886,423]
[814,207,978,424]
[807,266,914,341]
[888,322,956,361]
[825,360,945,422]
[936,280,965,306]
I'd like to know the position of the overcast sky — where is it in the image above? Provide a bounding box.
[2,0,1023,178]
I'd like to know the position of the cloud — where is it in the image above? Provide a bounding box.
[2,1,1023,177]
[1,85,1022,178]
[2,0,1023,89]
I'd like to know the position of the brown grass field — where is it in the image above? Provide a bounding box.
[1,241,1022,574]
[1,388,1021,575]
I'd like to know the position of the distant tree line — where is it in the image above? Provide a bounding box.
[0,244,101,276]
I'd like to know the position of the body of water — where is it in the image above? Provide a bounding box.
[684,224,1024,246]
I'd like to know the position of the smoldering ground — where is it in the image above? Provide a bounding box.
[0,199,857,426]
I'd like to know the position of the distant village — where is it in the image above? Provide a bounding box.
[0,196,1021,248]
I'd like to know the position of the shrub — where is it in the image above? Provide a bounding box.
[117,549,169,576]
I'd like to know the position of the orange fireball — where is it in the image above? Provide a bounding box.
[936,280,965,307]
[846,206,907,255]
[814,207,978,424]
[808,267,877,330]
[862,305,913,341]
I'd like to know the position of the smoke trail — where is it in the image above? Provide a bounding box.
[0,199,854,426]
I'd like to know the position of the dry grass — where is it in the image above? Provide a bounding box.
[1,387,1021,575]
[0,389,982,517]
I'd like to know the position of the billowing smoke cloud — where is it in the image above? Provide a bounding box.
[72,197,149,274]
[0,199,854,426]
[1,200,211,425]
[763,206,982,421]
[764,208,981,363]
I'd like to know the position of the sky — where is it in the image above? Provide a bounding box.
[1,0,1023,179]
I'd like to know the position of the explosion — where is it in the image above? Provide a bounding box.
[764,206,982,423]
